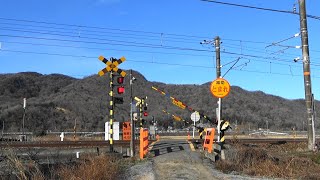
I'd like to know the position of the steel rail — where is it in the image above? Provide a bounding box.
[0,140,151,148]
[191,138,318,145]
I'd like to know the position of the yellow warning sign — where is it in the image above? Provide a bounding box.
[210,78,230,98]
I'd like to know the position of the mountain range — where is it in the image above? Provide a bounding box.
[0,71,317,135]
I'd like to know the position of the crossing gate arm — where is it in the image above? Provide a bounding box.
[203,128,215,153]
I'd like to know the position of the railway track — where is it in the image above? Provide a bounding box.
[0,137,316,148]
[0,140,143,148]
[191,137,317,144]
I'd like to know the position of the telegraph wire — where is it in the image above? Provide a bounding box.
[0,39,310,67]
[1,18,320,67]
[1,49,96,59]
[265,33,300,48]
[3,18,320,53]
[0,17,303,46]
[0,28,185,48]
[2,34,320,66]
[0,34,213,53]
[222,51,293,63]
[223,41,320,55]
[222,44,301,59]
[1,40,213,58]
[3,49,320,78]
[0,25,202,45]
[0,49,212,69]
[201,0,320,20]
[2,48,320,71]
[0,40,300,64]
[223,38,272,44]
[0,17,213,39]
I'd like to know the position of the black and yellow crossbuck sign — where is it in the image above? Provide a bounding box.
[98,56,126,77]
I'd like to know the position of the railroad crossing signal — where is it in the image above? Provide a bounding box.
[98,55,127,152]
[98,56,126,77]
[133,96,147,127]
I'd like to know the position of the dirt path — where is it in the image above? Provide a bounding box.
[147,140,218,180]
[126,139,277,180]
[150,140,219,180]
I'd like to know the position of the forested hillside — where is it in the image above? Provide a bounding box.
[0,71,318,135]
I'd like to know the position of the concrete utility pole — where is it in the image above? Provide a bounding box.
[214,36,222,142]
[215,36,221,79]
[298,0,315,151]
[129,69,135,157]
[200,36,222,140]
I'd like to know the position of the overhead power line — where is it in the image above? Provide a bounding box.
[0,24,202,44]
[0,34,212,53]
[4,17,320,54]
[0,17,308,46]
[0,48,309,69]
[3,48,320,78]
[0,17,212,39]
[201,0,320,20]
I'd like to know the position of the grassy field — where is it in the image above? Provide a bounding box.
[216,142,320,179]
[2,149,131,180]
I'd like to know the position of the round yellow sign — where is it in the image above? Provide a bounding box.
[210,78,231,98]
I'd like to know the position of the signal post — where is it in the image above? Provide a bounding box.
[98,55,126,152]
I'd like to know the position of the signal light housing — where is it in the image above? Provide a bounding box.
[117,77,124,84]
[117,86,125,94]
[143,112,148,116]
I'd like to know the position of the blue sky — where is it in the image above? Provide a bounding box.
[0,0,320,100]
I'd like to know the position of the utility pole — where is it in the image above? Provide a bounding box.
[129,69,135,157]
[200,36,222,140]
[73,118,77,141]
[22,98,26,141]
[215,36,221,78]
[299,0,315,151]
[139,99,143,128]
[214,36,222,143]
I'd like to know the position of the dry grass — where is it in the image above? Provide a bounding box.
[4,149,45,180]
[57,154,129,180]
[2,148,131,180]
[216,143,320,179]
